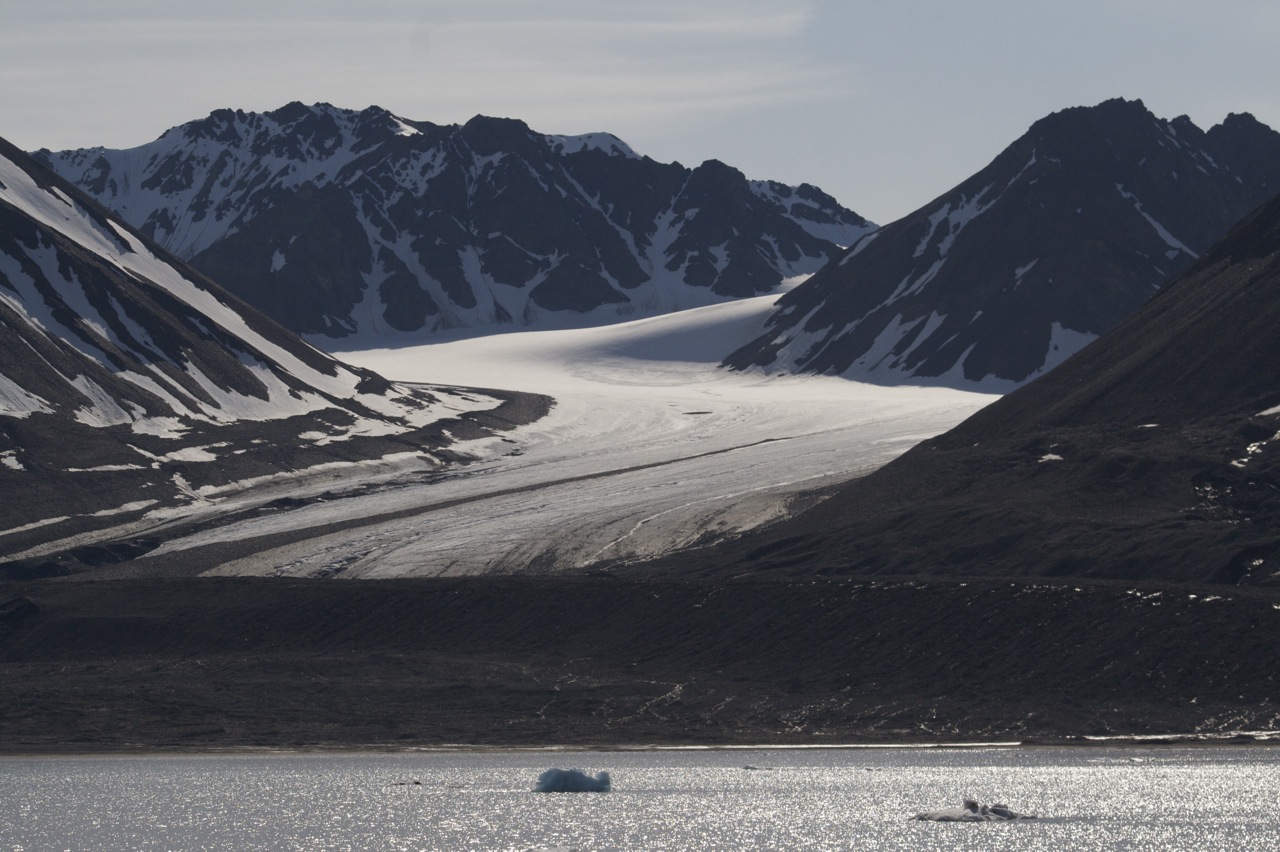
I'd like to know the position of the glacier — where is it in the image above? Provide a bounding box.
[138,296,997,577]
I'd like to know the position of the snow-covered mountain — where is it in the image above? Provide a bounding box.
[725,98,1280,390]
[0,137,532,565]
[37,103,873,339]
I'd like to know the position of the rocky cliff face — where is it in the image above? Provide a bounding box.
[724,99,1280,390]
[39,103,872,339]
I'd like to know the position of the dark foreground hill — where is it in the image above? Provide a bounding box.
[1,575,1277,750]
[666,192,1280,586]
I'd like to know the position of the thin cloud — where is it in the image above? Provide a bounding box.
[2,0,842,150]
[6,0,1279,220]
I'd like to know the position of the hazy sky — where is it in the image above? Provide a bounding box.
[3,0,1279,222]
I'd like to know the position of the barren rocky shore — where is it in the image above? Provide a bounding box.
[3,574,1277,753]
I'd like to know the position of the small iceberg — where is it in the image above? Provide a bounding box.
[911,799,1035,821]
[533,768,612,793]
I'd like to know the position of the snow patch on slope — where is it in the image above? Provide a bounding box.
[70,376,134,427]
[0,374,53,419]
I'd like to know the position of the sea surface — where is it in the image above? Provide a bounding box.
[1,745,1277,850]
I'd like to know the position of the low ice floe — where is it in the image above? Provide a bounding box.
[533,768,612,793]
[911,799,1036,821]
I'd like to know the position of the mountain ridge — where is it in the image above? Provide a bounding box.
[38,103,872,339]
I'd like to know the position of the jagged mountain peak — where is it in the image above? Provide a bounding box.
[724,98,1280,390]
[1216,111,1269,133]
[459,113,532,134]
[1018,97,1166,146]
[132,102,457,176]
[453,114,568,162]
[1041,95,1145,120]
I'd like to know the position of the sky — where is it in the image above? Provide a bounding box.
[3,0,1279,223]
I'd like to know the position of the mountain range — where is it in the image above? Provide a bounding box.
[726,98,1280,389]
[36,103,872,339]
[44,99,1280,396]
[0,138,542,566]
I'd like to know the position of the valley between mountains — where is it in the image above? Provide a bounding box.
[4,98,1280,751]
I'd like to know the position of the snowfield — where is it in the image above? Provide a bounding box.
[141,296,997,578]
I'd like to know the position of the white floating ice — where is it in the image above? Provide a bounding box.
[533,768,611,793]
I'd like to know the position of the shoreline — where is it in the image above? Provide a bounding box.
[2,731,1276,759]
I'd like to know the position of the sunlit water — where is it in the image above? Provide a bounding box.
[2,746,1277,850]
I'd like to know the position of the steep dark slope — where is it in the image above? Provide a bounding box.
[38,104,872,338]
[661,191,1280,585]
[0,138,542,566]
[726,99,1280,389]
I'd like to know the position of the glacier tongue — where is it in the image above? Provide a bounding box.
[146,297,997,578]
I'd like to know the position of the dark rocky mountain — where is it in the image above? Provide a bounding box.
[0,137,542,566]
[725,98,1280,390]
[37,103,872,339]
[665,190,1280,586]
